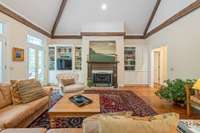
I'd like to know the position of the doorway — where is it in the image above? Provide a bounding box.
[154,51,161,85]
[0,38,6,82]
[151,46,168,88]
[28,48,45,83]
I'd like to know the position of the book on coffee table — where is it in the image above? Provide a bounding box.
[69,95,93,107]
[177,120,200,133]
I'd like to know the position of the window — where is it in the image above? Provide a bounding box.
[27,35,43,46]
[124,47,136,71]
[75,47,82,70]
[56,47,72,70]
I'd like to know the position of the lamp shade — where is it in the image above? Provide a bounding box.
[193,79,200,90]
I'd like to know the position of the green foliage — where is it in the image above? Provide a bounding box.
[87,79,93,88]
[155,79,196,103]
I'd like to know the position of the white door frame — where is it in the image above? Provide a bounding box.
[0,37,7,82]
[27,44,45,83]
[151,46,168,87]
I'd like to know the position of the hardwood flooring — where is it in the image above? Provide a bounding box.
[121,86,200,119]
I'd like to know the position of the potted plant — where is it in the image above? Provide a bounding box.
[155,79,196,107]
[87,79,93,88]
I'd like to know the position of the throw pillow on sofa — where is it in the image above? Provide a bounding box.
[11,79,46,104]
[61,79,75,86]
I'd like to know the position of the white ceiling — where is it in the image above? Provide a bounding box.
[56,0,156,35]
[0,0,62,32]
[0,0,157,35]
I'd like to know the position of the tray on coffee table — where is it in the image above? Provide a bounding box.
[69,95,93,107]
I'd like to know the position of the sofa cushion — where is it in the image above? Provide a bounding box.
[98,113,179,133]
[1,128,47,133]
[0,84,12,109]
[63,84,85,93]
[83,112,134,133]
[61,79,75,86]
[0,96,49,128]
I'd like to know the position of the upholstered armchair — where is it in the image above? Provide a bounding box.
[56,73,85,94]
[185,79,200,116]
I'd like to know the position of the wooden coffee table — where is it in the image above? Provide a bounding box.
[48,94,100,128]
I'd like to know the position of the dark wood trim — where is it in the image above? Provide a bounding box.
[53,35,82,39]
[51,0,68,37]
[124,35,145,39]
[81,32,125,36]
[0,3,51,37]
[143,0,161,36]
[145,1,200,38]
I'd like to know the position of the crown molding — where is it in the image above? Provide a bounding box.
[0,3,51,38]
[80,32,126,36]
[124,35,144,39]
[145,1,200,38]
[53,35,82,39]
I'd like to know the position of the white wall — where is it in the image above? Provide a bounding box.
[0,12,50,82]
[149,0,196,31]
[147,8,200,80]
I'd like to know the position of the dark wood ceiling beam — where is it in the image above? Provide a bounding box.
[51,0,68,37]
[145,0,200,38]
[124,35,144,39]
[143,0,161,36]
[80,32,126,36]
[0,3,51,37]
[53,35,82,39]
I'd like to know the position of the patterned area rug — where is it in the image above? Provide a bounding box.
[29,90,157,128]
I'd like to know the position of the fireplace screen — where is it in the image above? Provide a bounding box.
[93,73,112,86]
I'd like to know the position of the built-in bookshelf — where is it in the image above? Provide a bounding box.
[75,47,82,70]
[124,47,136,71]
[48,46,72,70]
[48,47,55,70]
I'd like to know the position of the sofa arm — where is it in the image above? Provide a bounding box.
[43,86,53,96]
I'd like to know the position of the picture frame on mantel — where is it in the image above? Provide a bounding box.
[12,47,24,61]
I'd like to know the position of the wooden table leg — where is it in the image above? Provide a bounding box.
[49,116,56,128]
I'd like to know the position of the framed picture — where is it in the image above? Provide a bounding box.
[12,47,24,61]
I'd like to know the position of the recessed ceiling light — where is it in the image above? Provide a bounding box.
[101,3,107,11]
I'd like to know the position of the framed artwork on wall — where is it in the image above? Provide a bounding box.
[12,47,24,61]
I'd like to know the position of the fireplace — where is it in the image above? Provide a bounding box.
[92,70,113,87]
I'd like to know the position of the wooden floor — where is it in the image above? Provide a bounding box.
[121,86,200,119]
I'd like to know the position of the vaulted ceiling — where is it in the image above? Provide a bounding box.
[0,0,157,36]
[0,0,199,38]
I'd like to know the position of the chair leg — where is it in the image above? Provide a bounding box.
[187,102,191,117]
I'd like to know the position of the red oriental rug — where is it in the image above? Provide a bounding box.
[29,90,157,128]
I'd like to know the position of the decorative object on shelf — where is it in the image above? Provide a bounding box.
[155,79,196,106]
[69,95,93,107]
[75,47,82,70]
[12,47,24,61]
[124,47,136,71]
[48,47,55,70]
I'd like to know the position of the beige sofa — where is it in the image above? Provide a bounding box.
[0,83,52,129]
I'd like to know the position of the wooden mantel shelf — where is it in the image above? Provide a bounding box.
[87,61,119,64]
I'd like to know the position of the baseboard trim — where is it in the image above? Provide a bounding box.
[124,84,150,87]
